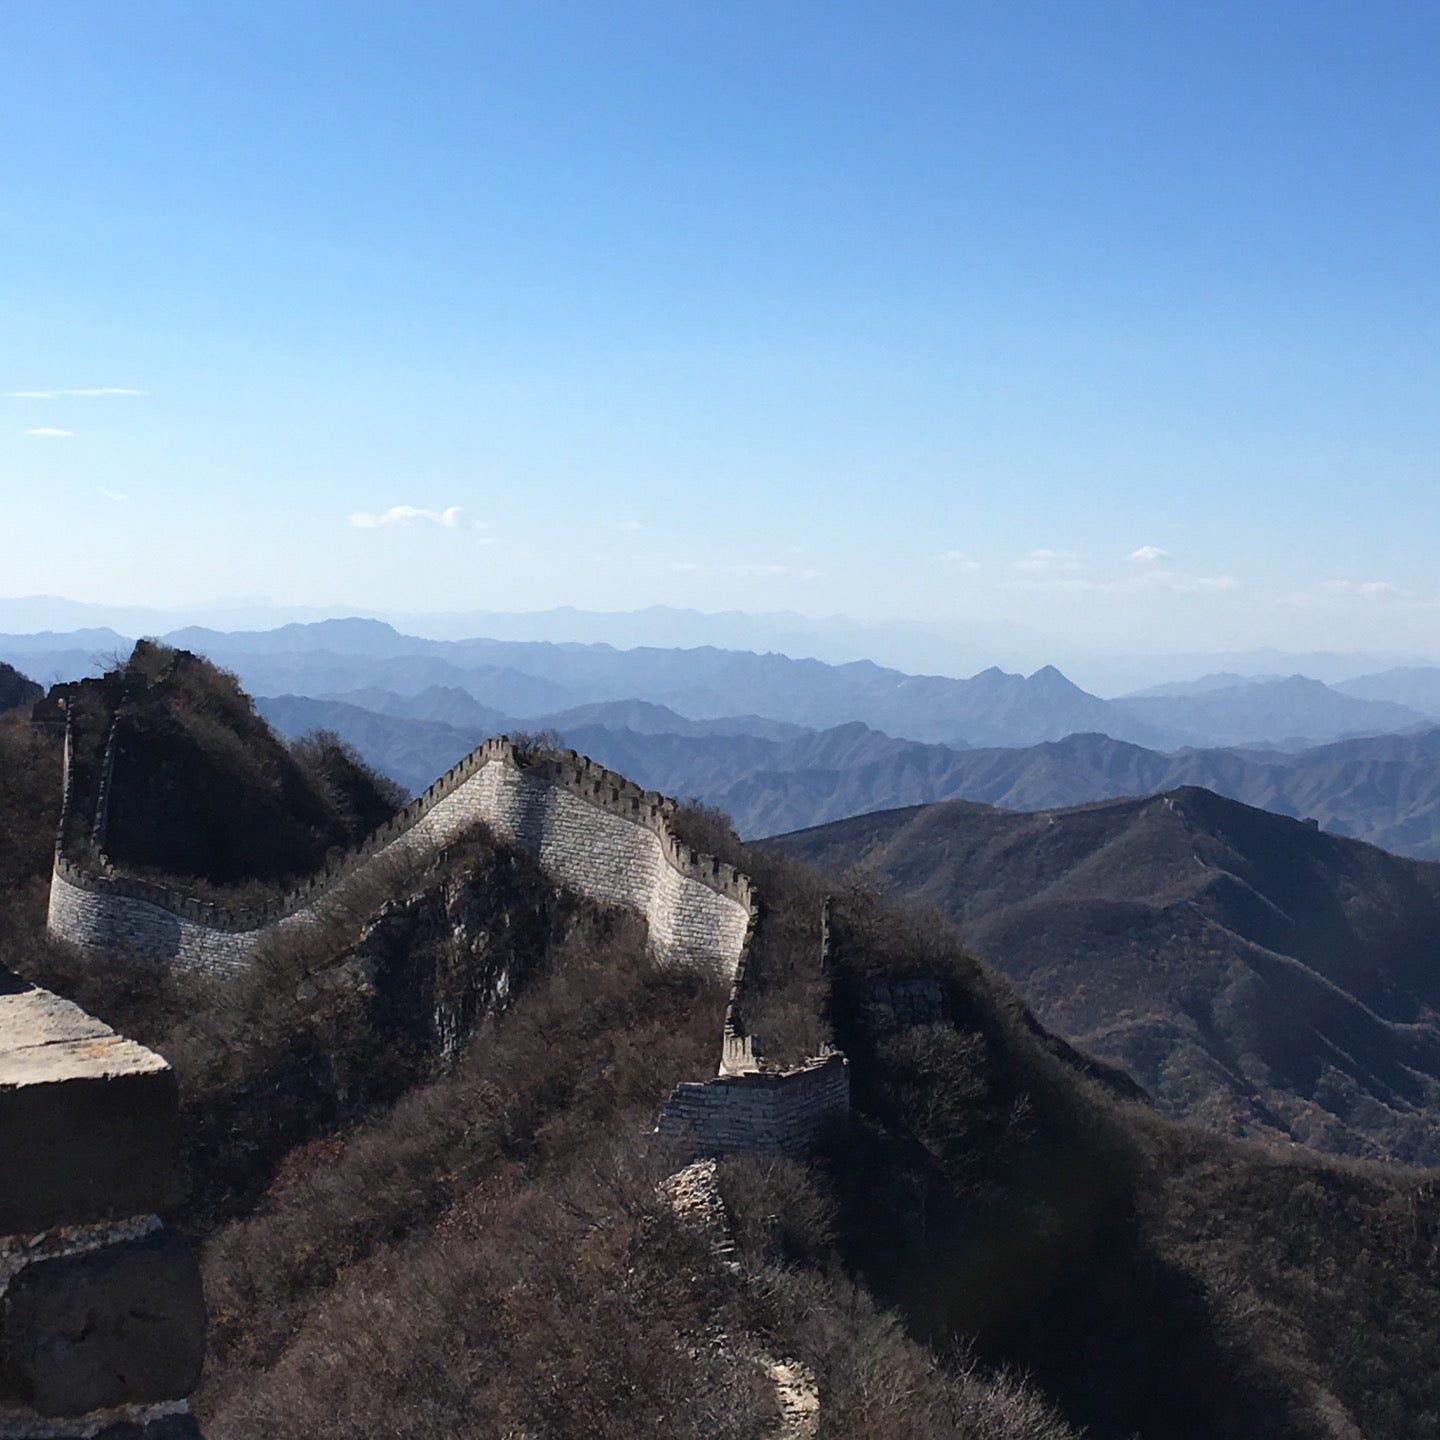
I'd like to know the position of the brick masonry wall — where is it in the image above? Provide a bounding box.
[0,973,203,1439]
[45,721,848,1178]
[25,708,849,1428]
[47,738,753,982]
[655,1053,850,1164]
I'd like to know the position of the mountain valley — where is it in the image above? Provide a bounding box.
[771,786,1440,1163]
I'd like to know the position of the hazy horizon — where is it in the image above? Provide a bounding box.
[3,590,1434,697]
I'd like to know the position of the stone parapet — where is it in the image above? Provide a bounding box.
[0,971,203,1438]
[655,1053,850,1164]
[0,984,178,1235]
[47,734,755,982]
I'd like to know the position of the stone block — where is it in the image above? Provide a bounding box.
[0,1228,205,1418]
[0,984,179,1233]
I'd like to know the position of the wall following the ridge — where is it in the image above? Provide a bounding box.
[47,738,754,983]
[655,1053,850,1164]
[46,715,849,1173]
[657,895,850,1163]
[0,974,204,1440]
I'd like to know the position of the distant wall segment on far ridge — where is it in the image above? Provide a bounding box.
[46,733,755,982]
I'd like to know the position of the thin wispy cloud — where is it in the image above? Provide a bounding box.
[1012,568,1242,597]
[1014,548,1085,572]
[613,519,643,533]
[1128,545,1171,563]
[670,560,820,580]
[349,504,466,530]
[1323,579,1400,596]
[4,387,147,399]
[938,549,982,570]
[98,487,129,502]
[24,427,73,438]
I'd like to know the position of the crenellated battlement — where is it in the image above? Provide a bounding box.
[27,692,846,1427]
[44,702,845,1169]
[47,727,756,978]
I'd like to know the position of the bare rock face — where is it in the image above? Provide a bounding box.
[0,1228,205,1417]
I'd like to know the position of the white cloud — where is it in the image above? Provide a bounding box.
[1010,567,1242,598]
[614,519,643,533]
[4,387,146,399]
[670,560,820,580]
[349,504,470,531]
[98,487,128,502]
[1322,579,1400,596]
[24,427,72,438]
[1014,548,1084,572]
[1128,545,1171,564]
[938,550,982,570]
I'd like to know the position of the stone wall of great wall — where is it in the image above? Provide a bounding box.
[18,707,851,1423]
[654,1053,850,1162]
[0,974,203,1439]
[43,713,850,1161]
[655,896,848,1162]
[47,733,755,982]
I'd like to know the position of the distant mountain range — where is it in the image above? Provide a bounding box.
[251,684,1440,861]
[768,786,1440,1165]
[1109,673,1430,748]
[6,593,1434,690]
[560,722,1440,858]
[6,617,1439,751]
[14,619,1440,859]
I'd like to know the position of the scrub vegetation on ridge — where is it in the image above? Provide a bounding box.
[3,651,1439,1438]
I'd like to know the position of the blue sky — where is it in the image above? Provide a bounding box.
[3,1,1437,656]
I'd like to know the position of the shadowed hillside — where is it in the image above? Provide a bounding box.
[54,641,404,888]
[0,660,42,713]
[770,786,1440,1163]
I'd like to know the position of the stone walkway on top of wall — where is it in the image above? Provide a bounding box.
[660,1161,820,1440]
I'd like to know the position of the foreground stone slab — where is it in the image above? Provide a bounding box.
[0,983,178,1234]
[0,1228,205,1418]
